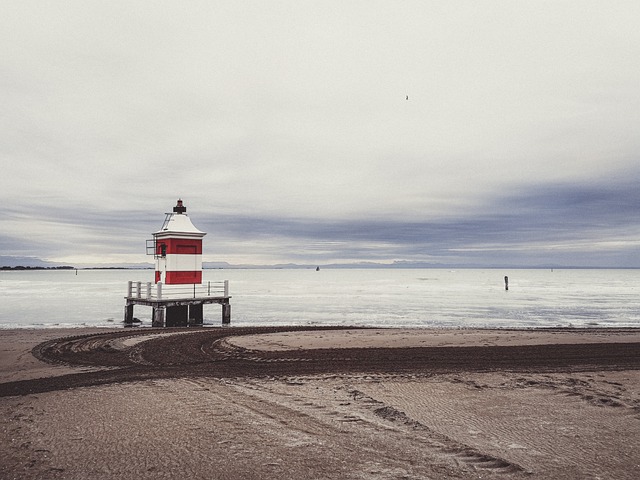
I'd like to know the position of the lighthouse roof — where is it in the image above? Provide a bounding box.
[154,212,206,237]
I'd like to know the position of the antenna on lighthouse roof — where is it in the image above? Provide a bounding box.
[173,199,187,214]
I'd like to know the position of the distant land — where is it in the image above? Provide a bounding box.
[0,256,153,270]
[0,256,59,268]
[0,265,76,271]
[1,256,637,270]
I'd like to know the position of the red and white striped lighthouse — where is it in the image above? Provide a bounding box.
[152,199,205,285]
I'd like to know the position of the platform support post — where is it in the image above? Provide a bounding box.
[189,303,204,326]
[152,306,165,327]
[124,303,134,324]
[222,303,231,325]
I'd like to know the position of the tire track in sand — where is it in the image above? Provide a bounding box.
[355,372,640,479]
[220,376,525,475]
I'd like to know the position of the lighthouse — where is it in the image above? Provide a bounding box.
[152,199,205,285]
[126,200,230,327]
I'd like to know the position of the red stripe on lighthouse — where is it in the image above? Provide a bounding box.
[156,238,202,256]
[165,271,202,284]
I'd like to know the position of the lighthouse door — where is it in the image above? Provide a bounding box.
[156,256,167,284]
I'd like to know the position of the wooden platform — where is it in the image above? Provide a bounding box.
[124,281,231,327]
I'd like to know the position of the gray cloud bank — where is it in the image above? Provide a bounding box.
[3,172,639,267]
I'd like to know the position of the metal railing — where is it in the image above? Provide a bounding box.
[127,280,229,301]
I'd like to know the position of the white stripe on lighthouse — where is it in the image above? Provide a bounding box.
[165,254,202,272]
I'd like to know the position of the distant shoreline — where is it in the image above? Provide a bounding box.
[3,265,640,271]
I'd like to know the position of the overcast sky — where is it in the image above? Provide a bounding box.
[1,1,639,267]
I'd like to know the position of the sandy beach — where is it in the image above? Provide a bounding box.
[1,326,639,479]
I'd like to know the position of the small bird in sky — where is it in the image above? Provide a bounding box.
[406,95,409,100]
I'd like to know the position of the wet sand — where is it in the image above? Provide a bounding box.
[1,326,639,479]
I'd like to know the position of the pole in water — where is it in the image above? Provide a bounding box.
[504,276,509,291]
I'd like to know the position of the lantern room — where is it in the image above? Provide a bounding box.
[148,199,206,284]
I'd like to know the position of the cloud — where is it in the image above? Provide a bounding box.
[1,1,639,267]
[1,168,639,267]
[190,173,640,266]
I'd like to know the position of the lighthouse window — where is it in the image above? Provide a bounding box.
[160,244,167,257]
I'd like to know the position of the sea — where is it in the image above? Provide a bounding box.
[0,268,638,330]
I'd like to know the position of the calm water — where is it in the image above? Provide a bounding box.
[0,269,638,329]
